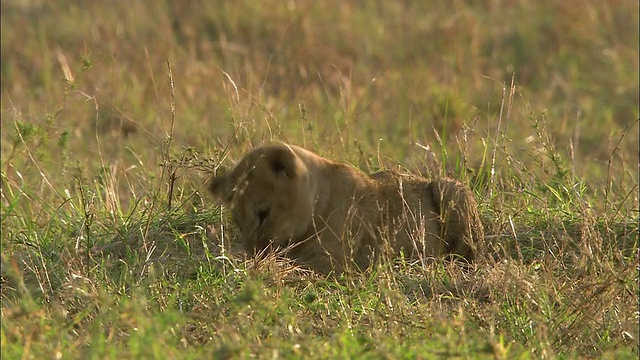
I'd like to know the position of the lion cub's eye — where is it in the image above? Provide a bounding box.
[257,209,270,225]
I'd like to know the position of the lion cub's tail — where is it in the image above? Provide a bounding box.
[429,178,484,261]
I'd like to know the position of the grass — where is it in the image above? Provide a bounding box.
[1,0,638,358]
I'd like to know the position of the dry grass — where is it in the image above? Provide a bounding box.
[1,0,638,358]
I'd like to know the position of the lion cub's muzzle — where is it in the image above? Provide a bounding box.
[242,222,285,258]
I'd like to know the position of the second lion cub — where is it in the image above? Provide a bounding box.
[209,143,484,274]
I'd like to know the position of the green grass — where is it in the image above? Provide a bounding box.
[1,0,638,358]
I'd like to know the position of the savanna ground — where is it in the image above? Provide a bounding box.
[1,0,638,358]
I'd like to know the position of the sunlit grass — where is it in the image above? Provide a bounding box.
[1,0,638,358]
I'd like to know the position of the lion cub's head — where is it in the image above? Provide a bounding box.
[209,144,315,255]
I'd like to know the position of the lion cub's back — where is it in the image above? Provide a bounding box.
[367,169,443,255]
[368,169,432,197]
[368,170,437,216]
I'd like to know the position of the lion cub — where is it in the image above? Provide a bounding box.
[209,143,483,274]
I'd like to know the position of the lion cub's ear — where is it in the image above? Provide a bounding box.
[208,172,234,203]
[265,145,299,178]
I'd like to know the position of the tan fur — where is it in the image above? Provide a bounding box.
[209,143,484,274]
